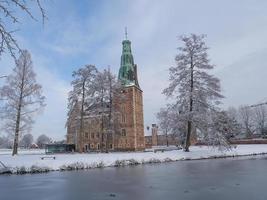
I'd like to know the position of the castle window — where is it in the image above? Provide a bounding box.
[122,114,126,123]
[109,144,113,149]
[91,133,95,139]
[97,143,100,150]
[121,129,126,137]
[96,132,100,138]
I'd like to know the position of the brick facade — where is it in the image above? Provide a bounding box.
[66,85,145,152]
[115,85,145,151]
[145,124,180,148]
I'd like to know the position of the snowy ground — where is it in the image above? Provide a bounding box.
[1,145,267,174]
[0,149,44,155]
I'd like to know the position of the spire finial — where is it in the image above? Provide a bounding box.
[125,27,128,40]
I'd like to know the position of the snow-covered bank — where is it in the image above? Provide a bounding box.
[0,149,45,155]
[1,145,267,175]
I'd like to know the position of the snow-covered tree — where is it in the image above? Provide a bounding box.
[203,112,230,150]
[227,107,239,122]
[67,65,98,152]
[0,0,46,59]
[92,68,123,152]
[203,111,240,150]
[254,105,267,136]
[0,50,45,155]
[163,34,224,152]
[157,105,178,147]
[238,105,255,137]
[225,107,242,138]
[36,134,51,148]
[0,134,12,148]
[19,133,33,148]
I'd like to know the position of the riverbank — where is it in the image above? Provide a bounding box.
[1,144,267,175]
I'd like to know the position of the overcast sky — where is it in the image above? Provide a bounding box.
[1,0,267,140]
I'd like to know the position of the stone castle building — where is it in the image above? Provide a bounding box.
[66,37,145,152]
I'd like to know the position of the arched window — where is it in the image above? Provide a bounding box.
[121,129,126,137]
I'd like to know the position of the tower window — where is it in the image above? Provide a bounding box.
[121,129,126,137]
[122,114,126,123]
[121,106,126,123]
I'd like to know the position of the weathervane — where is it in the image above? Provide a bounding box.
[125,27,128,40]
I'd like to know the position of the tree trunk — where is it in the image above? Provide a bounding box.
[184,56,194,152]
[106,71,113,153]
[78,81,85,153]
[101,115,104,152]
[184,121,192,152]
[12,63,26,156]
[105,131,108,153]
[165,130,169,147]
[12,109,21,156]
[100,86,105,152]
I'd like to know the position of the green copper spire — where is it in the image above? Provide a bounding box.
[118,30,140,88]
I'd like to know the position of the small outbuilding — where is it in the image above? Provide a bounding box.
[45,144,75,154]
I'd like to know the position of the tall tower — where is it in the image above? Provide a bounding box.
[116,34,145,151]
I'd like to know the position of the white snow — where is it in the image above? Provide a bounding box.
[0,149,45,155]
[1,145,267,174]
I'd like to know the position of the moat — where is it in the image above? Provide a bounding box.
[1,156,267,200]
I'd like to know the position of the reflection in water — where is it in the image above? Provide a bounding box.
[0,156,267,200]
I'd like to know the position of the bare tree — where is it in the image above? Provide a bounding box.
[67,65,98,152]
[0,50,45,155]
[227,107,239,122]
[205,110,241,150]
[93,68,123,152]
[238,105,255,138]
[163,34,224,152]
[0,134,12,148]
[19,133,33,148]
[36,134,51,148]
[0,0,47,59]
[157,105,173,147]
[254,105,267,136]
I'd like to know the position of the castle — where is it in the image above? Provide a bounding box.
[66,36,145,152]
